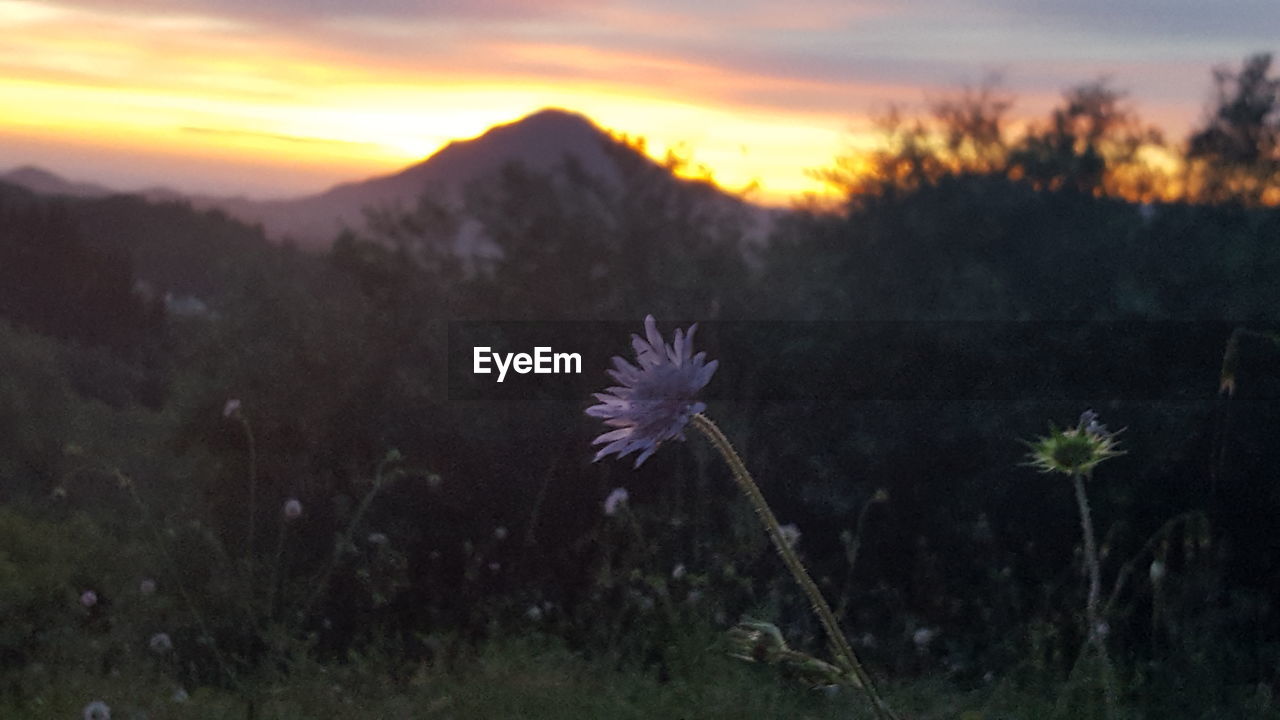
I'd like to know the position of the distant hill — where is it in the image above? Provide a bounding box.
[0,166,117,198]
[207,108,772,248]
[0,165,186,204]
[3,109,776,251]
[0,177,276,300]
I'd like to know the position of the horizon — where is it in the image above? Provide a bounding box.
[1,0,1275,205]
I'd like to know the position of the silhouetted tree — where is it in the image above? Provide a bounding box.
[0,197,157,354]
[1187,53,1280,205]
[1010,80,1163,197]
[930,74,1014,175]
[814,108,949,207]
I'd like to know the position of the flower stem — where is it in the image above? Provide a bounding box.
[1072,471,1116,716]
[240,416,258,599]
[690,413,898,720]
[300,459,395,620]
[116,471,245,697]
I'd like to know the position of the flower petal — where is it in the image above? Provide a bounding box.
[585,316,717,467]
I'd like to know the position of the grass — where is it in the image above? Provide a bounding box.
[0,631,959,720]
[7,629,1280,719]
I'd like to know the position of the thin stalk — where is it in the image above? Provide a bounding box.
[239,416,258,600]
[1103,510,1204,619]
[836,490,887,620]
[115,471,244,697]
[266,518,289,623]
[1072,471,1116,716]
[300,462,394,620]
[690,413,898,720]
[523,458,556,547]
[1072,473,1102,642]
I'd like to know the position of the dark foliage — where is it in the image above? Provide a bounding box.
[1,56,1279,715]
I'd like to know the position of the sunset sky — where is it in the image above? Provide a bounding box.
[1,0,1274,205]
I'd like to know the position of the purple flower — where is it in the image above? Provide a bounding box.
[1079,409,1110,438]
[149,632,173,654]
[603,487,630,516]
[587,316,717,467]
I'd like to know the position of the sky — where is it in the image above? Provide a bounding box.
[0,0,1275,205]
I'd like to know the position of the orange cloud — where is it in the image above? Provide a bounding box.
[0,0,1248,207]
[0,0,888,204]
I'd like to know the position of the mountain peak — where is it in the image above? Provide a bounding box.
[495,107,601,136]
[418,107,619,176]
[317,107,632,211]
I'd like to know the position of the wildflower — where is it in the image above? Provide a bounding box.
[671,563,687,580]
[912,627,937,650]
[526,605,543,621]
[586,315,717,467]
[139,579,157,595]
[367,532,389,546]
[80,590,98,608]
[1026,409,1122,702]
[1149,559,1167,583]
[585,316,896,719]
[603,487,630,516]
[779,523,802,549]
[282,498,303,520]
[82,700,111,720]
[222,398,241,419]
[493,526,508,541]
[487,561,501,573]
[1024,409,1123,477]
[171,687,189,703]
[149,632,173,654]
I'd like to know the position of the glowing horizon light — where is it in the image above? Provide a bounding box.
[0,0,1240,206]
[0,0,874,206]
[0,67,863,204]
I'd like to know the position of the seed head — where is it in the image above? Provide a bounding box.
[1024,409,1123,477]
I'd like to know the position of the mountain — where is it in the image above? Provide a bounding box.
[208,108,772,248]
[5,109,775,250]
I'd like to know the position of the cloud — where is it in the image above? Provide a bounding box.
[179,126,381,149]
[32,0,1271,113]
[958,0,1280,45]
[40,0,592,23]
[8,0,1273,203]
